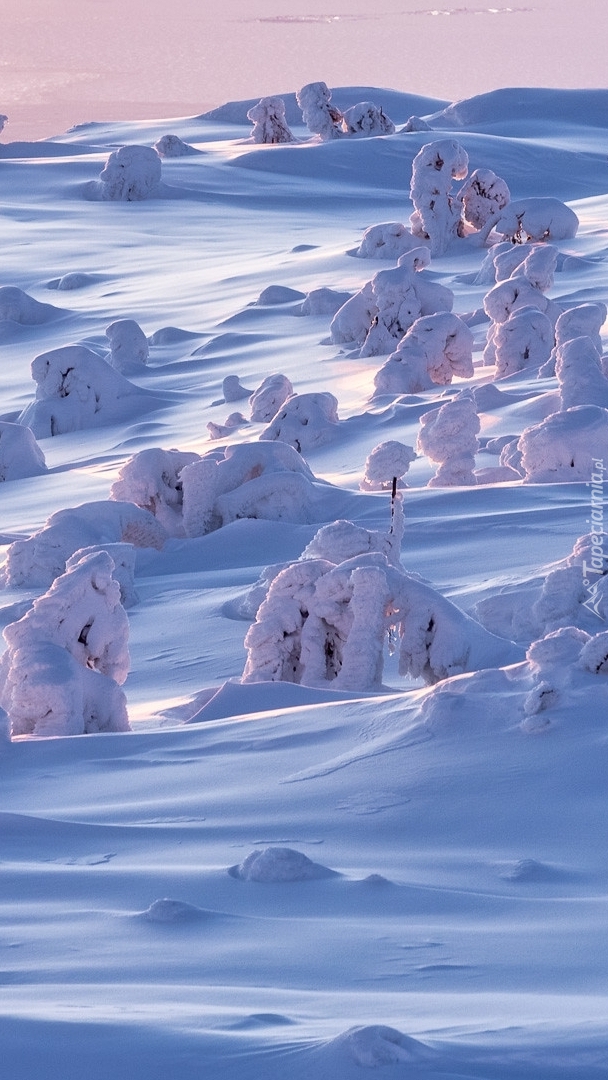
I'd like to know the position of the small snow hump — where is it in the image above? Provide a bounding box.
[328,1024,436,1067]
[140,898,209,923]
[228,846,338,882]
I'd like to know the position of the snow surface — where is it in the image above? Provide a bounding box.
[1,84,608,1079]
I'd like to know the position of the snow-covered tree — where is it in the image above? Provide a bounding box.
[247,96,295,143]
[180,441,324,537]
[296,82,344,140]
[539,302,607,377]
[249,373,293,422]
[556,336,608,410]
[106,318,149,372]
[483,268,561,369]
[96,144,162,201]
[65,543,139,608]
[373,312,474,396]
[354,221,426,261]
[242,534,521,690]
[110,447,202,536]
[458,168,510,239]
[0,551,131,736]
[518,405,608,482]
[409,139,469,256]
[361,441,416,491]
[495,197,579,243]
[342,101,395,137]
[333,248,453,356]
[1,500,167,589]
[260,392,340,452]
[417,393,480,487]
[491,306,554,378]
[17,344,158,438]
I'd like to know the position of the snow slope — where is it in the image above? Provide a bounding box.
[0,85,607,1078]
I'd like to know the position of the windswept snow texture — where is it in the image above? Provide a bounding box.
[0,85,608,1080]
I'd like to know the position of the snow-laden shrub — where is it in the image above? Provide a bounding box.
[296,82,344,140]
[417,394,480,487]
[65,543,138,608]
[459,168,510,238]
[476,242,558,290]
[483,272,560,368]
[300,511,405,569]
[0,285,62,326]
[522,625,592,718]
[1,500,167,589]
[0,422,47,481]
[354,221,426,261]
[97,144,162,201]
[242,541,521,689]
[527,626,591,671]
[483,274,556,327]
[249,373,293,422]
[556,336,608,410]
[409,139,469,256]
[530,566,587,632]
[491,306,554,378]
[106,319,149,372]
[110,447,201,536]
[332,248,453,355]
[358,250,454,358]
[342,101,395,136]
[153,134,197,157]
[260,392,339,452]
[180,441,322,537]
[579,631,608,674]
[519,405,608,482]
[373,312,474,396]
[17,344,156,438]
[0,551,131,736]
[361,441,416,491]
[539,302,607,377]
[495,197,579,243]
[330,280,378,347]
[246,96,295,143]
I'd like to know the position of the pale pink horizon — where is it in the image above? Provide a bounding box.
[1,0,606,141]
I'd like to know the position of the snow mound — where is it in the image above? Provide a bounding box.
[140,898,210,923]
[0,422,47,481]
[354,221,425,261]
[0,285,64,325]
[250,373,293,421]
[153,134,198,157]
[328,1024,435,1067]
[229,846,337,882]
